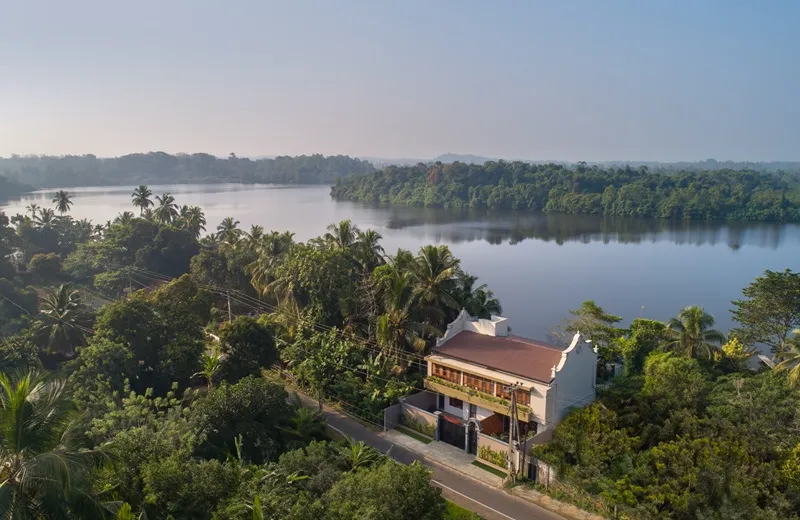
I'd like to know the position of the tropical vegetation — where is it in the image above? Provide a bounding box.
[0,183,798,518]
[331,161,800,221]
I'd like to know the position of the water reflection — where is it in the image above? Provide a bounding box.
[379,206,796,250]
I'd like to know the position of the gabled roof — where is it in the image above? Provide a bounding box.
[431,331,564,383]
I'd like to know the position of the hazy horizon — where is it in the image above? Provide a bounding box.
[2,1,798,161]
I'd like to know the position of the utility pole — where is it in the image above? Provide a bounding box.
[507,382,520,483]
[127,267,132,294]
[227,290,232,322]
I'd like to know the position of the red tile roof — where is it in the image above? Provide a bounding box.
[432,331,564,383]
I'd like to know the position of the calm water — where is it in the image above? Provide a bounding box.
[3,184,799,340]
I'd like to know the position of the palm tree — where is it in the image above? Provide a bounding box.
[179,205,207,238]
[194,347,222,390]
[245,225,265,246]
[113,211,136,226]
[776,329,800,387]
[25,203,40,219]
[216,217,242,245]
[376,268,440,360]
[246,231,294,295]
[34,207,56,228]
[340,437,380,471]
[411,245,462,322]
[665,305,726,359]
[456,275,502,319]
[35,284,89,356]
[284,407,327,448]
[131,185,153,216]
[0,372,108,518]
[354,229,386,271]
[153,193,179,224]
[52,190,73,215]
[324,219,360,249]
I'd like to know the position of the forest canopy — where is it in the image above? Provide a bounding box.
[330,161,800,221]
[0,152,375,188]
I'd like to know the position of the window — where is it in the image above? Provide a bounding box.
[438,394,445,410]
[515,389,530,405]
[497,384,512,400]
[449,397,463,408]
[463,372,494,394]
[432,364,461,384]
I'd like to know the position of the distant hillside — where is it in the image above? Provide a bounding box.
[0,153,375,189]
[0,174,32,202]
[362,155,800,173]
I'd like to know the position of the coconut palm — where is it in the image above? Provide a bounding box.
[245,225,265,246]
[376,268,441,360]
[354,229,386,271]
[179,205,207,238]
[456,275,502,319]
[113,211,136,226]
[34,207,56,228]
[52,190,73,215]
[131,185,153,216]
[340,437,380,471]
[411,245,461,322]
[665,305,726,359]
[324,219,360,249]
[246,231,294,294]
[153,193,179,224]
[0,372,108,518]
[216,217,242,245]
[25,203,40,219]
[284,407,327,448]
[35,284,89,356]
[776,329,800,387]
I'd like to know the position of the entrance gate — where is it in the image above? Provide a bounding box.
[439,416,465,450]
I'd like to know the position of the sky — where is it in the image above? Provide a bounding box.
[1,1,798,161]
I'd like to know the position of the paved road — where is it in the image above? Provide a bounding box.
[302,396,566,520]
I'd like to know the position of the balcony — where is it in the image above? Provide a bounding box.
[424,376,532,421]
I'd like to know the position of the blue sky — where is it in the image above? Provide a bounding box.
[0,1,797,161]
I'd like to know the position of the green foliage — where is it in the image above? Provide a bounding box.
[399,414,436,438]
[642,352,707,413]
[323,460,446,520]
[332,161,800,221]
[217,316,277,384]
[27,252,63,283]
[444,500,481,520]
[89,275,211,395]
[732,268,800,357]
[0,153,375,187]
[615,318,667,376]
[477,445,508,469]
[0,372,109,518]
[192,376,296,464]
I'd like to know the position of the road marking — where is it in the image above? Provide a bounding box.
[432,479,517,520]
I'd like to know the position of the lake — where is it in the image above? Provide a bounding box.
[2,183,799,341]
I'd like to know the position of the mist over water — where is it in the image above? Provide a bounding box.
[3,183,798,339]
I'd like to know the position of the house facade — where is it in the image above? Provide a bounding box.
[419,310,597,464]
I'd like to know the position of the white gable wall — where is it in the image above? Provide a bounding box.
[550,336,598,424]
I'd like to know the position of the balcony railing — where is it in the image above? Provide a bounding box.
[425,376,532,421]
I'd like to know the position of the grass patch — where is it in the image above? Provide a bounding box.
[444,500,482,520]
[471,460,507,479]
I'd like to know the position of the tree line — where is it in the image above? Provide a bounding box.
[0,186,490,519]
[536,271,800,519]
[330,161,800,221]
[0,152,375,189]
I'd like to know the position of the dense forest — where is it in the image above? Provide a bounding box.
[0,173,32,201]
[1,187,799,518]
[331,161,800,221]
[0,152,375,188]
[0,187,491,519]
[536,275,800,519]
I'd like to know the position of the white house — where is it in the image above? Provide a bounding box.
[421,310,597,456]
